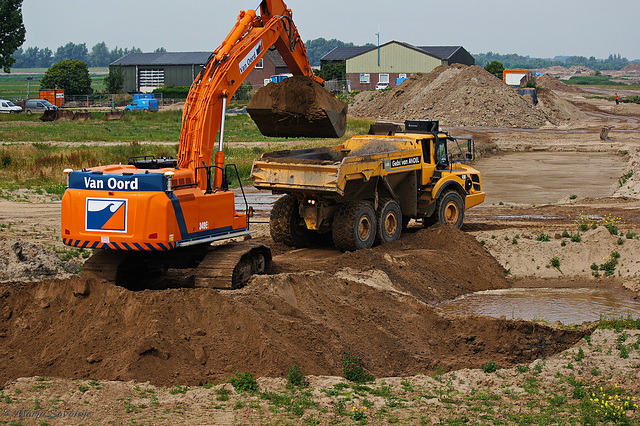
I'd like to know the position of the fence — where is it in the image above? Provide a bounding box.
[63,93,169,109]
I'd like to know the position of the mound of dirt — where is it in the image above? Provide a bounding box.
[247,75,348,138]
[621,63,640,73]
[537,74,585,94]
[0,226,589,387]
[536,66,596,78]
[536,86,589,124]
[349,65,581,127]
[0,238,78,282]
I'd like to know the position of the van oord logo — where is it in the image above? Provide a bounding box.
[85,198,128,233]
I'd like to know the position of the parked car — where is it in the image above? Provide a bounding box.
[125,94,159,112]
[375,82,390,90]
[0,99,22,113]
[24,99,58,114]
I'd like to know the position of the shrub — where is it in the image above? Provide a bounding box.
[536,232,550,242]
[342,353,374,383]
[287,364,307,387]
[482,360,498,373]
[230,371,259,393]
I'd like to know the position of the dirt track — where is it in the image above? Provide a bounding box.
[1,75,640,424]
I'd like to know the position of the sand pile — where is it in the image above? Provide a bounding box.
[537,75,585,94]
[621,63,640,73]
[0,226,589,386]
[0,238,78,282]
[349,65,561,127]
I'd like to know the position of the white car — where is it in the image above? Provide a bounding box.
[375,82,390,90]
[0,100,22,113]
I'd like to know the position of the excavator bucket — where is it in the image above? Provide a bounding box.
[39,110,74,121]
[247,75,348,138]
[106,110,125,120]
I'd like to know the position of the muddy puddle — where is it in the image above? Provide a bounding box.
[438,287,640,324]
[476,152,622,204]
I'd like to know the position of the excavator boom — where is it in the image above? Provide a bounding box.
[179,0,347,186]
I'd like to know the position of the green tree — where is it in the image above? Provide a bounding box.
[484,60,504,76]
[41,59,93,95]
[0,0,26,73]
[104,65,125,93]
[89,42,111,67]
[54,42,88,63]
[320,61,346,80]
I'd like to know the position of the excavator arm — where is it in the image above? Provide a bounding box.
[178,0,341,191]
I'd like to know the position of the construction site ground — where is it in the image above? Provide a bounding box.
[1,68,640,424]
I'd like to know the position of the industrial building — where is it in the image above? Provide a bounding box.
[110,50,289,93]
[321,41,474,91]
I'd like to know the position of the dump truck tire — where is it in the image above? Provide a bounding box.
[434,190,465,229]
[375,199,402,245]
[332,201,377,251]
[270,195,310,248]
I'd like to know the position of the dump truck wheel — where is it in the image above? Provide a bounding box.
[270,195,310,248]
[332,201,377,251]
[375,199,402,245]
[435,190,465,229]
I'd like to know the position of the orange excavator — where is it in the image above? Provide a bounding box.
[60,0,347,289]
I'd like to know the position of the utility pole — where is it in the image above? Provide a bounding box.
[26,77,33,99]
[376,27,380,67]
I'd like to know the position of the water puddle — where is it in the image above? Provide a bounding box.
[438,288,640,324]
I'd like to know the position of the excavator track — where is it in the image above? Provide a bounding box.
[80,242,271,290]
[193,243,272,289]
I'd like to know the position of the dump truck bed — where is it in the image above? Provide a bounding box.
[251,137,423,196]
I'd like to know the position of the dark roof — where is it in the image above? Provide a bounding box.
[111,49,288,68]
[320,46,375,61]
[320,42,467,62]
[417,46,464,60]
[111,52,212,66]
[264,49,287,67]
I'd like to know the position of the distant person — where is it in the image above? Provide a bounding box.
[615,93,620,105]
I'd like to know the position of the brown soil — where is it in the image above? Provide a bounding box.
[247,75,347,138]
[1,73,640,424]
[349,65,585,127]
[537,74,585,94]
[0,226,590,388]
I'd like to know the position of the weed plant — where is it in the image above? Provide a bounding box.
[229,371,258,394]
[342,353,374,384]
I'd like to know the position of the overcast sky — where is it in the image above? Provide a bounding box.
[21,0,640,60]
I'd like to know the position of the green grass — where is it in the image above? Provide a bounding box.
[0,68,108,100]
[0,114,371,190]
[564,75,640,89]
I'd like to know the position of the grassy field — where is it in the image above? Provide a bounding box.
[0,68,109,100]
[0,111,371,193]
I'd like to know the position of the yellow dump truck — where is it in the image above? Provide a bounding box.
[251,120,485,251]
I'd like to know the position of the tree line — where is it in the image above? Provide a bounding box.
[474,52,636,71]
[11,42,168,68]
[15,39,637,73]
[11,38,361,69]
